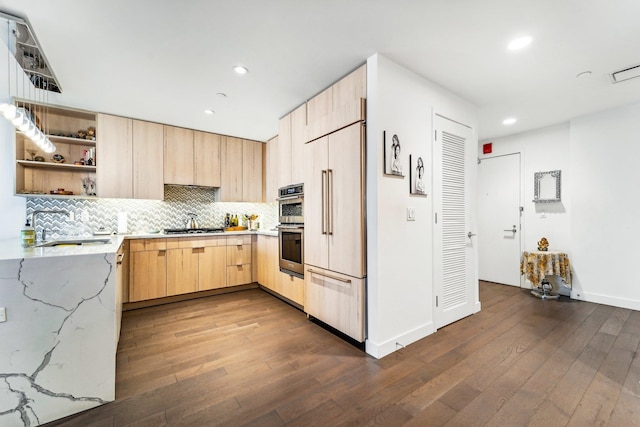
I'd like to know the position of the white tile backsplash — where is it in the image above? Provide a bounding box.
[26,186,277,238]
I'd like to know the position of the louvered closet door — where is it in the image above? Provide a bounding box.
[433,114,478,329]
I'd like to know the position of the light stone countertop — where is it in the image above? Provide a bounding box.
[0,235,126,261]
[0,230,281,261]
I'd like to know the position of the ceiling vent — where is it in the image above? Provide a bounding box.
[0,12,61,93]
[610,64,640,84]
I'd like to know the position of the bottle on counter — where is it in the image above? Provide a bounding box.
[224,213,230,228]
[21,219,35,248]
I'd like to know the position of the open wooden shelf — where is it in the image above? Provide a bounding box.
[17,159,97,172]
[48,135,96,147]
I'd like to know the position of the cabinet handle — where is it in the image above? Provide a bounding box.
[116,253,124,264]
[327,169,333,235]
[306,268,351,284]
[321,170,327,235]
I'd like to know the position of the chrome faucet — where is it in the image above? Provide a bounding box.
[30,210,70,242]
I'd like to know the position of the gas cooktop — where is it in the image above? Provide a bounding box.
[163,228,224,234]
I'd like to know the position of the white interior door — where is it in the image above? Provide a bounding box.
[477,153,522,286]
[433,115,478,329]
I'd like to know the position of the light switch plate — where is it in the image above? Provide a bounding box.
[407,207,416,221]
[0,307,6,323]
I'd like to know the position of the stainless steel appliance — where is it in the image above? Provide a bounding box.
[278,224,304,278]
[164,228,224,234]
[278,183,303,224]
[278,184,304,277]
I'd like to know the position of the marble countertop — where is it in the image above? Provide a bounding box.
[126,229,279,239]
[0,230,280,260]
[0,235,126,261]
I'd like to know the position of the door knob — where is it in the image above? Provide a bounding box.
[503,225,517,233]
[467,231,476,238]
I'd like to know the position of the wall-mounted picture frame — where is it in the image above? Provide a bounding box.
[410,154,427,196]
[383,131,405,177]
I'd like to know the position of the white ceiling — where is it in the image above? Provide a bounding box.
[1,0,640,142]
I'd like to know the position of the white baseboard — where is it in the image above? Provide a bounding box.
[365,322,434,359]
[570,290,640,311]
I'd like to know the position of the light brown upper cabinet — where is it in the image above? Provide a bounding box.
[242,139,263,203]
[290,104,307,186]
[305,64,366,143]
[220,136,263,202]
[276,103,307,191]
[163,126,194,186]
[194,131,221,187]
[220,136,243,201]
[164,126,221,188]
[276,113,292,189]
[97,114,133,198]
[132,120,164,200]
[265,135,278,202]
[98,114,164,200]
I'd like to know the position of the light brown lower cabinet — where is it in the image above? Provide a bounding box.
[278,272,304,306]
[129,235,252,303]
[129,238,167,302]
[256,234,304,307]
[227,235,252,286]
[304,266,365,342]
[198,246,227,291]
[166,248,199,296]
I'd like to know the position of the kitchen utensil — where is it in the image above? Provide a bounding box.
[186,213,199,229]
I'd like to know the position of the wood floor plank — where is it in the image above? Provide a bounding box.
[43,283,640,427]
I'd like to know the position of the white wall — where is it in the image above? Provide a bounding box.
[478,103,640,310]
[366,54,477,358]
[478,124,572,293]
[0,22,26,240]
[570,103,640,310]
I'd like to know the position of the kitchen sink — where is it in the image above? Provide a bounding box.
[36,238,112,247]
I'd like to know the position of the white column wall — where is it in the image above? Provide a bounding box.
[366,54,477,358]
[569,103,640,310]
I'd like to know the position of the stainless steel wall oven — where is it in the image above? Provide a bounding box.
[278,184,304,278]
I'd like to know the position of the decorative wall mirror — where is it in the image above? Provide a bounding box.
[533,170,561,202]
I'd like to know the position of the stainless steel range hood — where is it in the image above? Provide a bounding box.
[1,11,62,93]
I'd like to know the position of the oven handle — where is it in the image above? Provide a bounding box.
[307,268,352,284]
[277,194,304,201]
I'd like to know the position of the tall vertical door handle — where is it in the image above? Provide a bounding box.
[327,169,333,235]
[321,170,327,235]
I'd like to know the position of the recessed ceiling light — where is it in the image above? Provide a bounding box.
[576,71,592,79]
[204,109,215,115]
[502,117,517,125]
[216,92,227,98]
[233,66,248,75]
[507,36,532,51]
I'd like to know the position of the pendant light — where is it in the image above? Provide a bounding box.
[0,13,57,153]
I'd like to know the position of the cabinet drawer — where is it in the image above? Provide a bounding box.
[304,266,365,342]
[166,235,227,249]
[129,238,166,252]
[227,264,252,287]
[278,271,304,306]
[226,235,252,246]
[227,244,252,265]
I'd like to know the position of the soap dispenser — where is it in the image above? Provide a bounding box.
[21,219,35,248]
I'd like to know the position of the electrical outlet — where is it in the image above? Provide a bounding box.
[0,307,6,323]
[407,207,416,221]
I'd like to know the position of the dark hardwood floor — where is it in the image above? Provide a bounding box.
[46,282,640,426]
